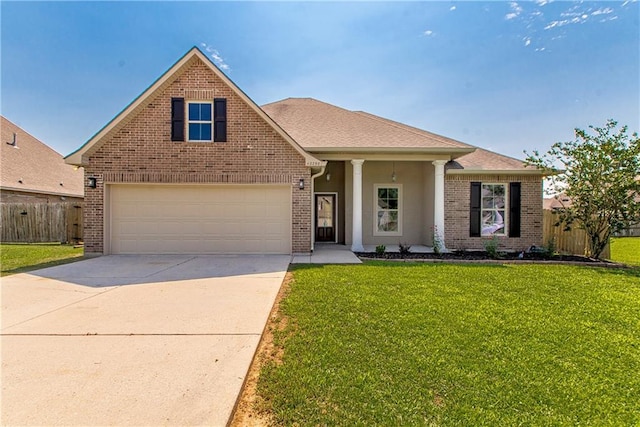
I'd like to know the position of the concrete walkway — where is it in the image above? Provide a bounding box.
[1,255,289,426]
[291,244,362,264]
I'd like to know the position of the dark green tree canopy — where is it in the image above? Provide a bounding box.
[525,119,640,259]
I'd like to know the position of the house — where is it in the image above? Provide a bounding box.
[65,47,544,255]
[1,116,83,203]
[543,193,571,210]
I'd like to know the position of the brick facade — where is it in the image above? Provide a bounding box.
[444,174,543,251]
[83,56,311,254]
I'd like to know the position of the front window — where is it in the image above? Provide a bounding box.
[188,102,212,141]
[374,184,402,236]
[482,184,506,236]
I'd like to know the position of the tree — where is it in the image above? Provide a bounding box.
[525,119,640,259]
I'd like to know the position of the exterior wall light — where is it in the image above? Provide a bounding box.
[299,178,305,190]
[88,177,97,188]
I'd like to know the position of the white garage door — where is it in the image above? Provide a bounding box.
[109,184,291,254]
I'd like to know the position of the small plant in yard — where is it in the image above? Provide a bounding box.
[483,235,503,259]
[375,244,386,256]
[432,226,444,255]
[398,242,411,256]
[544,237,557,258]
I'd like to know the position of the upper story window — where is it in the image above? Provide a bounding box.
[188,102,213,142]
[171,98,226,143]
[374,184,402,236]
[481,183,506,236]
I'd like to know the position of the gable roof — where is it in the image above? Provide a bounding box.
[261,98,475,157]
[65,47,324,168]
[1,116,84,198]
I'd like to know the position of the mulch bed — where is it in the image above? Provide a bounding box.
[355,251,620,266]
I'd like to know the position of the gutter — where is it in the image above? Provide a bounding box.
[309,163,327,253]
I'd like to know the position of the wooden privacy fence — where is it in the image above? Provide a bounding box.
[543,210,610,259]
[1,202,83,243]
[615,223,640,237]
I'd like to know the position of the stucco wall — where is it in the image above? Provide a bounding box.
[83,56,311,254]
[444,174,543,251]
[344,160,435,247]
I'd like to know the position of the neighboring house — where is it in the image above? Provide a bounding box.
[1,116,84,203]
[543,192,572,210]
[65,47,545,255]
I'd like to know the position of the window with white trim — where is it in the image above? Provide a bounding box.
[374,184,402,236]
[187,102,213,142]
[481,183,507,236]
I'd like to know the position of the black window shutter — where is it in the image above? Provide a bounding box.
[171,98,184,141]
[214,98,227,142]
[509,182,521,238]
[470,182,482,237]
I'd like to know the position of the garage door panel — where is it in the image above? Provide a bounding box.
[110,185,291,254]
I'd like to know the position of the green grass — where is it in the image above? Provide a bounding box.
[259,263,640,426]
[611,237,640,266]
[1,243,84,276]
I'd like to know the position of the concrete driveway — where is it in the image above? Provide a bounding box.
[1,254,290,426]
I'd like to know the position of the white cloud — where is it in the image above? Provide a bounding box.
[591,7,613,16]
[200,42,231,72]
[524,36,531,46]
[599,15,619,22]
[535,0,550,5]
[450,5,456,11]
[423,30,434,36]
[505,2,523,20]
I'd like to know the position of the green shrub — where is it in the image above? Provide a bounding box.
[483,236,503,259]
[398,242,411,256]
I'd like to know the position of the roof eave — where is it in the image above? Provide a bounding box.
[446,168,545,176]
[305,147,476,155]
[0,186,84,198]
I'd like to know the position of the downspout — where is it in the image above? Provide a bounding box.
[310,164,327,253]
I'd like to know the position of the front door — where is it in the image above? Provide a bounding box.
[315,194,336,242]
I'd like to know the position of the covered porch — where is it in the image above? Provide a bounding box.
[310,158,449,253]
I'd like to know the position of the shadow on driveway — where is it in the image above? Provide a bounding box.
[28,254,292,287]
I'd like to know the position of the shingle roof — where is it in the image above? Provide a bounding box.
[261,98,474,154]
[448,147,539,173]
[1,116,84,198]
[262,98,538,173]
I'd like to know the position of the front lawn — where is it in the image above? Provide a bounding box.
[0,243,84,276]
[258,263,640,426]
[610,237,640,266]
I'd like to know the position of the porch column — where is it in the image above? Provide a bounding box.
[433,160,447,250]
[351,159,365,252]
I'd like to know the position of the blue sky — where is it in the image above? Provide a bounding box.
[1,1,638,161]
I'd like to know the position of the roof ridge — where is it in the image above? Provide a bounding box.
[353,111,474,149]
